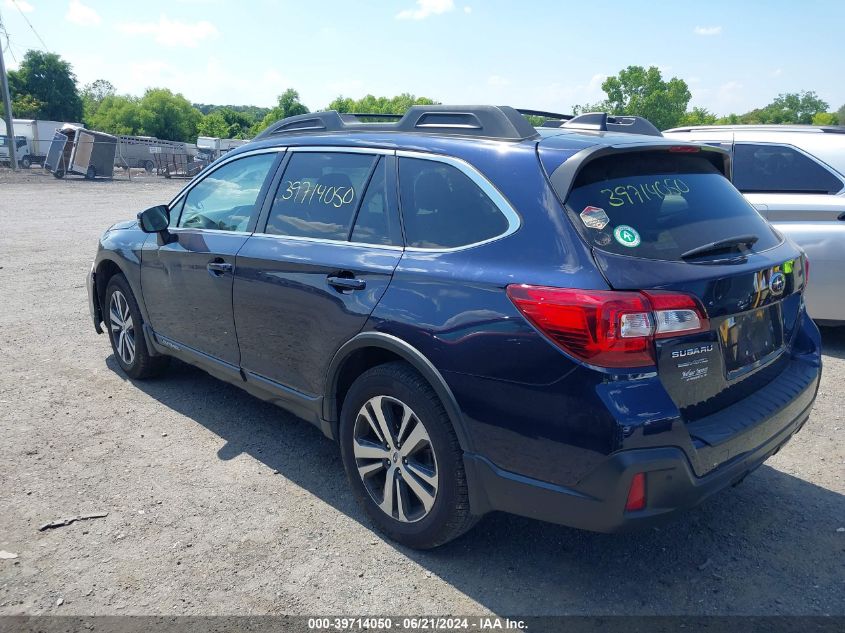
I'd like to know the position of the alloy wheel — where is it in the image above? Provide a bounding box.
[353,395,439,523]
[109,290,135,366]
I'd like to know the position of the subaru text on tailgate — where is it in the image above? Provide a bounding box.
[87,106,822,548]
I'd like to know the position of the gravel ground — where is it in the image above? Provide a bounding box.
[0,170,843,617]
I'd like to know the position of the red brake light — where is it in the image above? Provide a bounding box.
[668,145,700,153]
[804,255,810,287]
[625,472,647,512]
[506,285,709,368]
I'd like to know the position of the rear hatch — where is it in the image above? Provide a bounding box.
[543,144,810,452]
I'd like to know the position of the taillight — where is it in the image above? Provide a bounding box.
[625,473,647,512]
[506,285,709,368]
[804,254,810,288]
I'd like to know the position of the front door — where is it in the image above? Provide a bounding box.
[141,150,282,365]
[234,150,403,396]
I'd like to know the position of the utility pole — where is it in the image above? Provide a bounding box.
[0,16,17,171]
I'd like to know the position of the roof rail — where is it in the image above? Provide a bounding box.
[516,108,574,122]
[665,124,845,134]
[550,112,663,137]
[254,106,539,141]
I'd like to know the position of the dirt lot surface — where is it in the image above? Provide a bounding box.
[0,170,843,617]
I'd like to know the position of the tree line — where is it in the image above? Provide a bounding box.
[5,51,844,144]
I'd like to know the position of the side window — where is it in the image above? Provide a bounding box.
[350,158,402,246]
[179,153,276,231]
[266,152,376,240]
[398,157,510,249]
[733,143,843,194]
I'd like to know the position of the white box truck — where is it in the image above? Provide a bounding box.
[0,119,84,168]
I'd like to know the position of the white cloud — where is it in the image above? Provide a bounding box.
[464,6,472,13]
[117,14,218,48]
[6,0,34,13]
[66,0,101,26]
[396,0,455,20]
[487,75,509,87]
[693,25,722,36]
[770,68,783,77]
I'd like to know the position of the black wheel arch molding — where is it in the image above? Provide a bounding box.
[323,331,473,452]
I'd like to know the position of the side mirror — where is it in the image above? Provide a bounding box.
[137,205,170,233]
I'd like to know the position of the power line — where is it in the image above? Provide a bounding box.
[8,0,49,52]
[0,13,19,64]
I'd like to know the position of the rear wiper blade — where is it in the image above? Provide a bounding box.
[681,234,759,260]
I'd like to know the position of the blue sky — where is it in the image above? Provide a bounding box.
[1,0,843,115]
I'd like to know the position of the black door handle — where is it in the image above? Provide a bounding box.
[327,275,366,291]
[207,260,233,276]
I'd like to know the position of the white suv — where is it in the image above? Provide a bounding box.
[664,125,845,325]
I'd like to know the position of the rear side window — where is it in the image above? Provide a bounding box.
[733,143,843,194]
[562,151,781,261]
[266,152,377,240]
[350,158,402,246]
[399,157,510,249]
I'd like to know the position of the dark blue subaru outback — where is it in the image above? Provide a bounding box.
[87,106,821,548]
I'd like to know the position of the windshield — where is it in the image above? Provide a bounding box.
[563,151,781,261]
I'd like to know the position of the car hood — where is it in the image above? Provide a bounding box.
[108,219,138,231]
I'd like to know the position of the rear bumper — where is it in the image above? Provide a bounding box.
[464,374,817,532]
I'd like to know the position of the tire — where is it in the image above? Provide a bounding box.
[104,275,169,379]
[143,160,154,173]
[339,362,477,549]
[19,157,31,169]
[53,169,64,179]
[85,166,96,180]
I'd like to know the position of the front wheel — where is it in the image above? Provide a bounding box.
[19,157,31,169]
[339,362,477,549]
[104,275,169,379]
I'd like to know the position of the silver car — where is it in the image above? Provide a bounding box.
[664,125,845,325]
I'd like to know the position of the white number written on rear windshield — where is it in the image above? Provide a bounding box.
[600,178,690,207]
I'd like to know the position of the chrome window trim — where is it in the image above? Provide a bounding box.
[167,146,287,210]
[288,146,395,156]
[167,227,252,237]
[250,231,405,252]
[395,149,521,252]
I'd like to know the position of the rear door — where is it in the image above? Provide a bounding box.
[732,141,845,321]
[550,147,807,417]
[233,148,403,396]
[141,150,282,365]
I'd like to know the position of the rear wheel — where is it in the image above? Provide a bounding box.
[339,362,477,549]
[104,275,169,379]
[143,160,154,173]
[53,169,64,179]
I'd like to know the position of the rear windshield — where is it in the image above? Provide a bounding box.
[562,152,781,260]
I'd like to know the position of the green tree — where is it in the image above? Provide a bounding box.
[586,66,691,131]
[81,79,116,126]
[328,92,438,115]
[136,88,202,142]
[252,89,310,135]
[197,111,230,138]
[197,107,253,138]
[741,91,829,124]
[7,50,83,121]
[87,94,143,136]
[837,104,845,125]
[677,106,718,127]
[812,112,838,126]
[11,94,43,118]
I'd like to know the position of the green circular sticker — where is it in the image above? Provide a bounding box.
[613,225,641,248]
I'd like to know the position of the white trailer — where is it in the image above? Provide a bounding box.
[0,119,84,167]
[196,136,248,162]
